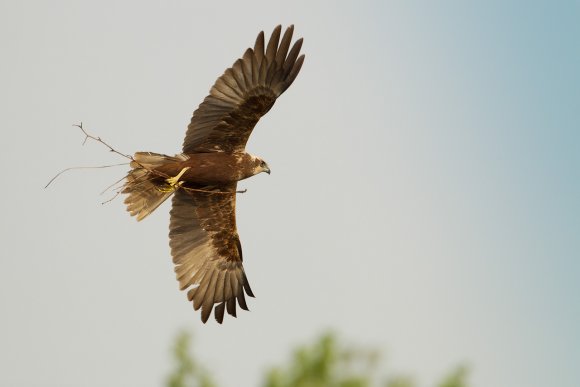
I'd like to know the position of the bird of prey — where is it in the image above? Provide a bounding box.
[121,25,304,323]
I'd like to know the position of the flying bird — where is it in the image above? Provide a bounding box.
[121,25,305,323]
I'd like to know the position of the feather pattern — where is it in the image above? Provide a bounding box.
[182,25,305,153]
[169,188,254,323]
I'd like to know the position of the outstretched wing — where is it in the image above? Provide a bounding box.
[169,186,254,323]
[182,25,305,154]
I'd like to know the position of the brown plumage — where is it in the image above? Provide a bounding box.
[121,25,305,323]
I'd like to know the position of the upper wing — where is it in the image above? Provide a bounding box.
[182,25,305,154]
[169,186,254,323]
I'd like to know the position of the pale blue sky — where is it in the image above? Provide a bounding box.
[1,1,578,387]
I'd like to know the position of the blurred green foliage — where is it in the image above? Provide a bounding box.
[437,366,469,387]
[263,333,379,387]
[166,331,216,387]
[167,331,469,387]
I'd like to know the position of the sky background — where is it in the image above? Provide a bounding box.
[1,1,579,386]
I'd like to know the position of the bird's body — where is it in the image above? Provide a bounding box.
[120,25,304,323]
[141,152,266,186]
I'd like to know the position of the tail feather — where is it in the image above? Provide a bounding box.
[122,152,187,221]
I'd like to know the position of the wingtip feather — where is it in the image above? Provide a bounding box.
[214,302,225,324]
[254,31,265,61]
[265,25,282,63]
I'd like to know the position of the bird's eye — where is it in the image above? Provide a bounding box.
[260,161,266,166]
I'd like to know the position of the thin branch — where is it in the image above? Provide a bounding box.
[46,122,169,190]
[73,122,172,180]
[101,190,122,205]
[100,175,127,195]
[181,186,247,195]
[44,162,128,189]
[75,122,135,162]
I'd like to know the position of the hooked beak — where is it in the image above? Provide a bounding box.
[264,166,271,175]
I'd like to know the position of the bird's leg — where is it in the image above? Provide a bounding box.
[166,167,190,187]
[156,167,191,193]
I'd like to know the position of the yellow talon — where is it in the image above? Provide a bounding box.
[156,167,190,193]
[166,167,190,187]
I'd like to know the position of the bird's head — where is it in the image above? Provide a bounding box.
[251,156,271,176]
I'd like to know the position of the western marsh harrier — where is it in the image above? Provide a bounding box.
[122,26,304,323]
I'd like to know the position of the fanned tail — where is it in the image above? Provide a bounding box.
[122,152,187,221]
